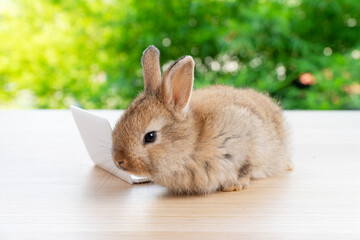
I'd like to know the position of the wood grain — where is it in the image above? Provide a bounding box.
[0,110,359,239]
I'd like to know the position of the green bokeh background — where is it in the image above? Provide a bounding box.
[0,0,359,109]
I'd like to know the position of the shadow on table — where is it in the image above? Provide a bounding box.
[83,164,296,203]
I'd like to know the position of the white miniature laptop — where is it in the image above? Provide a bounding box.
[70,105,152,184]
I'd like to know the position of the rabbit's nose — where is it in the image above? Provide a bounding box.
[114,160,125,169]
[113,151,126,168]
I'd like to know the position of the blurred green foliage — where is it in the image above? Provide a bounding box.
[0,0,359,109]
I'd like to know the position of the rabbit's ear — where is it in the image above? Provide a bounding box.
[142,45,161,95]
[161,56,194,114]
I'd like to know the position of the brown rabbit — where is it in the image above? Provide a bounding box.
[112,45,292,194]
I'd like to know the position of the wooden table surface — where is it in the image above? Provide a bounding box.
[0,110,359,239]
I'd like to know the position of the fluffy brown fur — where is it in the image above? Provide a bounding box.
[112,45,293,194]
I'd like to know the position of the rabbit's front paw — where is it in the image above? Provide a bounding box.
[221,176,250,192]
[221,186,242,192]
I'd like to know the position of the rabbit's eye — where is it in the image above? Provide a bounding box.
[144,131,157,144]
